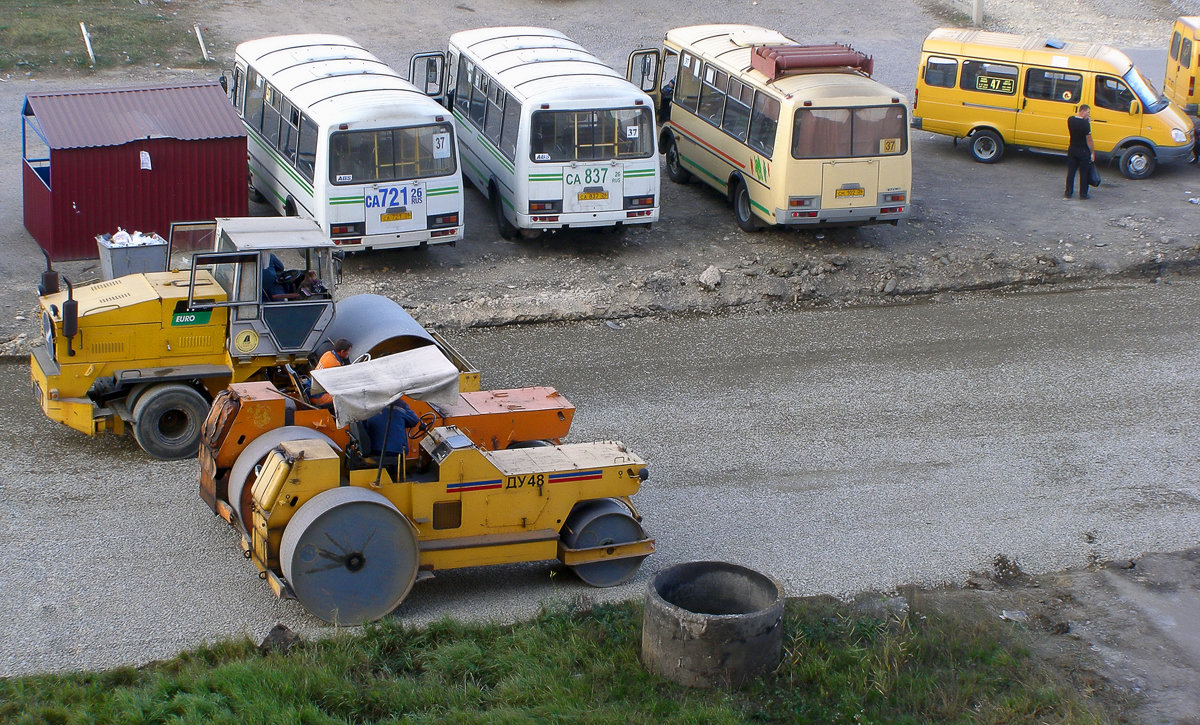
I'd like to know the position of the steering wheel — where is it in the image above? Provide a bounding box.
[410,410,438,440]
[276,269,304,286]
[352,352,372,364]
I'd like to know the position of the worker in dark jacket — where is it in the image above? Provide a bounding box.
[363,399,420,456]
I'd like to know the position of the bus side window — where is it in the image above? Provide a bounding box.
[455,60,472,117]
[1183,38,1194,69]
[1171,31,1182,62]
[959,60,1017,95]
[747,92,779,157]
[484,83,504,143]
[697,65,728,125]
[674,52,702,113]
[232,67,243,112]
[469,70,488,127]
[280,101,300,162]
[245,69,266,132]
[296,113,316,182]
[262,84,283,148]
[722,78,753,142]
[1024,68,1082,104]
[924,56,958,88]
[499,97,521,159]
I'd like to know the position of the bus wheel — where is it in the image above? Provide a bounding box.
[665,138,692,184]
[284,198,298,216]
[1119,145,1155,180]
[968,129,1004,163]
[733,181,763,233]
[492,186,518,240]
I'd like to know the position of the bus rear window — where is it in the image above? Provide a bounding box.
[792,106,908,159]
[329,123,456,185]
[530,108,654,162]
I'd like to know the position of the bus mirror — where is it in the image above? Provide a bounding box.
[1129,100,1140,115]
[219,73,228,94]
[639,54,657,91]
[409,53,445,96]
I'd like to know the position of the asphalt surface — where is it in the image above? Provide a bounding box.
[3,280,1199,676]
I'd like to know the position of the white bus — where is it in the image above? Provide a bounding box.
[227,35,464,251]
[412,27,660,239]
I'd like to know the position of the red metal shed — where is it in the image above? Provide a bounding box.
[22,82,247,260]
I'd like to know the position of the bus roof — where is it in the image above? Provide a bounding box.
[664,25,904,103]
[235,34,444,127]
[921,28,1133,74]
[450,27,649,106]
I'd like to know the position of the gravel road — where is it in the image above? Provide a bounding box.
[3,281,1200,677]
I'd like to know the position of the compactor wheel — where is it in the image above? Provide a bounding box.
[227,427,340,532]
[561,498,648,587]
[280,487,419,625]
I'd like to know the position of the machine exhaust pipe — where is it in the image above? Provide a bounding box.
[38,249,60,296]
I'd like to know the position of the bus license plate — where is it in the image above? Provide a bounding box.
[578,191,609,201]
[835,188,865,198]
[381,211,413,222]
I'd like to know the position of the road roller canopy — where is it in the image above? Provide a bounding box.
[310,345,460,426]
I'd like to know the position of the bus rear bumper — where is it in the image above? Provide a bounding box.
[776,206,909,227]
[518,209,659,230]
[332,227,462,251]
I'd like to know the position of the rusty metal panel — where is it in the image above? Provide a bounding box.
[23,82,245,151]
[38,137,247,260]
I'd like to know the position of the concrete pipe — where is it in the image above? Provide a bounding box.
[641,561,784,688]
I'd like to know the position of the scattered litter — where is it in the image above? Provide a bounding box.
[604,320,625,330]
[1188,198,1199,205]
[999,610,1028,622]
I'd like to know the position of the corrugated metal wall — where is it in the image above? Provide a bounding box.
[33,137,247,260]
[22,161,53,250]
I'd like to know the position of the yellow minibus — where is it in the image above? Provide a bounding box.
[1165,17,1199,115]
[913,28,1193,179]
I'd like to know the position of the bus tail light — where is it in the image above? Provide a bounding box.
[431,229,457,238]
[788,196,817,208]
[791,211,818,218]
[1190,77,1196,96]
[627,210,653,218]
[623,195,655,209]
[882,193,906,203]
[332,238,362,246]
[330,222,364,236]
[427,212,459,229]
[531,215,559,222]
[529,200,562,213]
[880,206,904,214]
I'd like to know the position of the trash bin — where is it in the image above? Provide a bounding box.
[96,230,169,280]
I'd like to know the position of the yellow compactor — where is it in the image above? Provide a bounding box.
[31,217,479,459]
[228,352,653,624]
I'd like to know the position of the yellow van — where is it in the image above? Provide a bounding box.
[1165,17,1199,114]
[913,28,1193,179]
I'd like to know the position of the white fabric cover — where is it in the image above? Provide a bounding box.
[309,345,460,426]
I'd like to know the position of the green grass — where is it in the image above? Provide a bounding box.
[0,598,1116,724]
[0,0,203,72]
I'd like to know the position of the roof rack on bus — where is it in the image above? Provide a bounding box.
[750,43,874,80]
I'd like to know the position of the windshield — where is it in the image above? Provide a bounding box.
[530,107,654,162]
[329,123,456,185]
[1123,68,1169,113]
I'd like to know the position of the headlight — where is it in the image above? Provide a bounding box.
[1171,128,1187,143]
[42,311,55,359]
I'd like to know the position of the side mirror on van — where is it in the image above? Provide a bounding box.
[1129,100,1141,115]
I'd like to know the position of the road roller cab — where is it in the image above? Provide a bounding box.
[219,354,652,625]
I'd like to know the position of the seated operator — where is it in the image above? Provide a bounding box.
[309,338,352,407]
[362,399,421,458]
[261,253,296,301]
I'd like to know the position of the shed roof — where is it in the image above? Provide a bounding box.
[22,81,246,150]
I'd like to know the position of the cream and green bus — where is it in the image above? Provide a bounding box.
[228,35,464,251]
[413,27,659,239]
[628,25,911,231]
